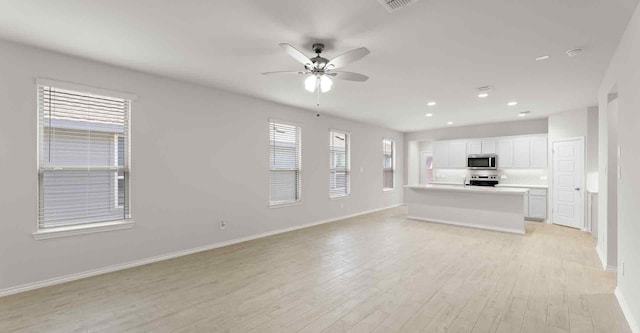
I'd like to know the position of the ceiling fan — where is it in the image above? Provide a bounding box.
[262,43,370,93]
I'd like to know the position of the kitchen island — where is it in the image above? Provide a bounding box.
[404,184,529,234]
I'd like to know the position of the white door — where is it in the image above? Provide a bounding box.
[552,139,584,229]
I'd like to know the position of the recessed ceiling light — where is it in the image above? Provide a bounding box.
[425,113,433,117]
[447,121,453,125]
[535,55,550,61]
[427,101,437,106]
[508,101,518,106]
[518,111,531,117]
[476,85,493,99]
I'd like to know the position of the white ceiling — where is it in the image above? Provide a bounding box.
[0,0,637,132]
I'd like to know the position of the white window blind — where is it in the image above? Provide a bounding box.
[383,138,395,189]
[38,84,131,229]
[329,130,350,198]
[269,121,301,205]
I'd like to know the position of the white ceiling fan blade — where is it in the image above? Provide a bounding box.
[261,71,308,75]
[325,47,370,70]
[279,43,313,68]
[329,71,369,82]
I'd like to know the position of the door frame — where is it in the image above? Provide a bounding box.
[550,136,586,229]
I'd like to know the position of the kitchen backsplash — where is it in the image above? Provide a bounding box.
[434,169,548,186]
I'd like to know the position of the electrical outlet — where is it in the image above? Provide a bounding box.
[219,220,226,230]
[340,202,344,209]
[360,167,364,173]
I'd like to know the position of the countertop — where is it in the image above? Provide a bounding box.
[495,184,548,189]
[405,184,529,195]
[428,181,466,186]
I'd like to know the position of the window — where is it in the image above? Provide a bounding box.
[37,82,131,231]
[383,138,395,190]
[269,121,301,206]
[329,130,350,198]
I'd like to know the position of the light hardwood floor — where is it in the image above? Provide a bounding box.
[0,207,631,333]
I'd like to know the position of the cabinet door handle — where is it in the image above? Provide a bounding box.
[575,187,581,191]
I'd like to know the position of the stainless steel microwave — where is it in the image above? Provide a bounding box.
[467,154,498,170]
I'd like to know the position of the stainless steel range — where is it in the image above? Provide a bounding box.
[469,174,499,187]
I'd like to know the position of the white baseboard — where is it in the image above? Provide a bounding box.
[595,244,617,272]
[406,216,525,235]
[0,203,405,298]
[616,287,639,333]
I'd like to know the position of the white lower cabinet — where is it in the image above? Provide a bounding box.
[528,192,547,221]
[498,186,547,221]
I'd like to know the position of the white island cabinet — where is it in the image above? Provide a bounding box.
[404,185,528,234]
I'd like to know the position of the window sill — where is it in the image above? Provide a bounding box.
[33,219,134,240]
[383,188,396,192]
[329,194,351,200]
[269,201,302,209]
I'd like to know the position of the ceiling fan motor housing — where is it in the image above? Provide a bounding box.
[312,43,325,54]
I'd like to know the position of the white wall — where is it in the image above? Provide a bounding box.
[404,118,548,142]
[598,2,640,331]
[403,119,548,185]
[406,141,420,185]
[0,40,404,293]
[597,98,619,271]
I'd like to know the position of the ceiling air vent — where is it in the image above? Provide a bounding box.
[377,0,420,13]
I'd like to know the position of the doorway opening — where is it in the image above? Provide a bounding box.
[419,151,433,185]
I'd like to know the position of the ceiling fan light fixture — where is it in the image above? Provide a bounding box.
[304,75,318,92]
[320,75,333,93]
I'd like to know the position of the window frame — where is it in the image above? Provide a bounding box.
[329,129,351,199]
[383,138,395,191]
[268,119,302,208]
[33,79,136,240]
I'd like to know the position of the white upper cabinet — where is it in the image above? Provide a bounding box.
[467,140,482,155]
[513,137,531,167]
[449,141,468,168]
[481,140,497,154]
[431,134,548,170]
[530,136,548,168]
[497,139,514,168]
[433,141,449,168]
